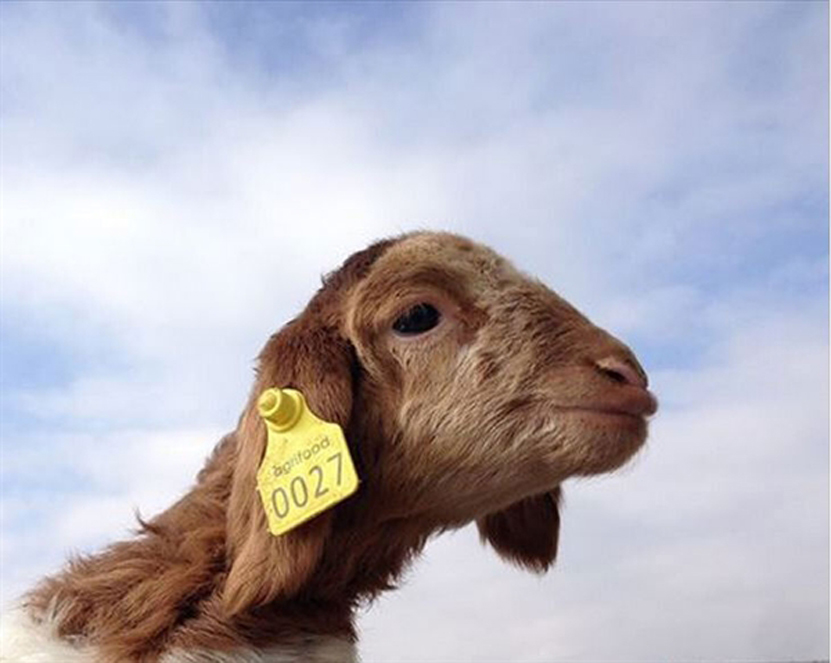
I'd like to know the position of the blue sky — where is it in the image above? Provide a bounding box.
[1,2,828,661]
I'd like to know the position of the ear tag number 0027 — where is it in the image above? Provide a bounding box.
[256,388,359,537]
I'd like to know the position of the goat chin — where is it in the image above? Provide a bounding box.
[5,231,656,663]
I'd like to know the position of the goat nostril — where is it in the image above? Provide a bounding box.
[595,356,647,389]
[600,366,627,384]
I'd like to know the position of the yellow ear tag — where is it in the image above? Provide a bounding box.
[256,388,359,536]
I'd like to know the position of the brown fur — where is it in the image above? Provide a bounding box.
[23,232,656,662]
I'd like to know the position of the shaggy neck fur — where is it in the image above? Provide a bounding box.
[24,426,430,663]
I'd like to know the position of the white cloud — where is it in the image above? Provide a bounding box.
[1,2,827,661]
[1,427,221,606]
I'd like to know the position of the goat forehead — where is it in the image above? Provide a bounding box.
[370,233,523,294]
[378,234,584,316]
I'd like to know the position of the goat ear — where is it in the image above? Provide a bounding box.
[223,319,354,616]
[476,487,561,573]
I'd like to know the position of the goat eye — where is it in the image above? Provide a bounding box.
[392,303,441,336]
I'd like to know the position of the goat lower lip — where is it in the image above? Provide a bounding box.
[572,388,658,418]
[570,407,643,420]
[557,406,648,422]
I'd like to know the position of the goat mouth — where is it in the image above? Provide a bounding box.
[562,387,658,420]
[553,402,654,422]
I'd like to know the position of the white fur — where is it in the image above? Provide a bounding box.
[0,607,94,663]
[0,607,357,663]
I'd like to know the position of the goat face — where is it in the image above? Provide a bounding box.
[343,232,656,524]
[225,231,656,612]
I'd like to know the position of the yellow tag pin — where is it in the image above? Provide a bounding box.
[256,388,359,536]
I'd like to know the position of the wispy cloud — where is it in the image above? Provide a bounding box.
[1,2,827,661]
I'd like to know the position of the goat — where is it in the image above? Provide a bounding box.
[1,231,657,662]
